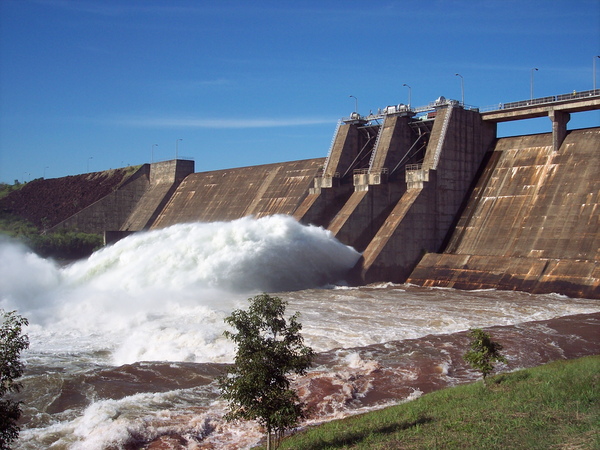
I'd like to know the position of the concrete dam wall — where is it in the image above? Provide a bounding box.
[8,94,598,299]
[151,158,325,228]
[408,128,600,299]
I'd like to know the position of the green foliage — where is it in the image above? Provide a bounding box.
[28,229,103,259]
[0,213,38,239]
[463,328,507,384]
[219,294,315,449]
[0,213,103,260]
[0,310,29,449]
[0,182,24,201]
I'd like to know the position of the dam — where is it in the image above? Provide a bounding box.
[5,90,599,299]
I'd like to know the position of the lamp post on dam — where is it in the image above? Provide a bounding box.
[176,139,182,159]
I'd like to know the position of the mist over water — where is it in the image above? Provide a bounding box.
[1,216,599,449]
[1,215,361,365]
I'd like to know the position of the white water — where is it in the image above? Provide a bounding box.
[0,215,361,365]
[1,215,599,449]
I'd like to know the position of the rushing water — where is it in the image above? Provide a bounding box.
[0,215,598,449]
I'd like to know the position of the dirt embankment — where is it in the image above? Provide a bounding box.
[0,168,138,229]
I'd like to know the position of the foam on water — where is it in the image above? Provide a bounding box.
[0,216,361,365]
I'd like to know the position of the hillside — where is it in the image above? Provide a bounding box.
[0,167,140,230]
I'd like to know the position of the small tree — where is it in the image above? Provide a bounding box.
[0,310,29,449]
[464,328,506,385]
[219,294,314,450]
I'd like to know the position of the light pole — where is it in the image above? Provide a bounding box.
[530,67,538,100]
[349,95,358,113]
[87,157,93,172]
[176,139,182,159]
[455,73,464,106]
[594,56,600,91]
[152,144,158,163]
[44,166,49,178]
[402,84,412,109]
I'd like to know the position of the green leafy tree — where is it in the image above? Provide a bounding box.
[219,294,314,450]
[0,310,29,449]
[464,328,507,385]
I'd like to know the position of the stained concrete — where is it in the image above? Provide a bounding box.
[408,128,600,298]
[150,158,324,228]
[357,106,497,283]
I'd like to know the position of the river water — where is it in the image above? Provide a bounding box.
[1,215,598,449]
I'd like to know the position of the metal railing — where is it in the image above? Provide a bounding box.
[405,163,423,172]
[480,89,600,113]
[322,120,342,176]
[338,89,599,124]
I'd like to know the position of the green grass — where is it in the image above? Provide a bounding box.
[271,356,599,449]
[0,181,25,200]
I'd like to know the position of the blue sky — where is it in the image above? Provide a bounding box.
[1,0,599,183]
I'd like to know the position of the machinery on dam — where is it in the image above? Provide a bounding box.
[20,89,600,299]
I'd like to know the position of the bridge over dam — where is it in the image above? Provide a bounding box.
[47,90,600,299]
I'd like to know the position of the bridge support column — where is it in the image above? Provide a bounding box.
[549,110,570,152]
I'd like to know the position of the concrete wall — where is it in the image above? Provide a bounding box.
[407,128,600,298]
[51,160,195,233]
[357,106,497,283]
[150,158,324,228]
[122,160,194,231]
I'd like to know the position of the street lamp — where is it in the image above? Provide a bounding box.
[402,84,412,109]
[455,73,464,106]
[87,157,93,172]
[152,144,158,163]
[530,67,538,100]
[176,139,182,159]
[349,95,358,113]
[594,56,600,91]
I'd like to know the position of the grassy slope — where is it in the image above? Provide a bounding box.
[274,356,599,449]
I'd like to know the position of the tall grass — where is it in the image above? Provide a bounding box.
[272,356,599,449]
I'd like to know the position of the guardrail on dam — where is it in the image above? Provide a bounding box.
[38,90,600,299]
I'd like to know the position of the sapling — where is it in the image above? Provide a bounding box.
[464,328,507,385]
[219,294,314,450]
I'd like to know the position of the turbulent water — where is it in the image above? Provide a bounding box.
[0,215,598,449]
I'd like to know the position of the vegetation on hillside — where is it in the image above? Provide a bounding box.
[0,212,102,260]
[0,182,25,200]
[271,356,599,449]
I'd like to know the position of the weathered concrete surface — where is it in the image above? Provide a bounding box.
[49,160,195,234]
[323,114,423,253]
[294,121,375,228]
[293,184,354,229]
[358,106,497,283]
[408,128,600,298]
[150,158,324,228]
[369,115,414,173]
[324,123,376,178]
[121,160,194,231]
